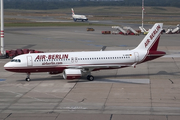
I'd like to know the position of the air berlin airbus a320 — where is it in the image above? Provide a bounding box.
[4,23,166,82]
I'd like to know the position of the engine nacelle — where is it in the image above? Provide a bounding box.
[48,71,61,75]
[63,69,82,80]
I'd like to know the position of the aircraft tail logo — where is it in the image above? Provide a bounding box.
[71,8,75,15]
[135,23,163,52]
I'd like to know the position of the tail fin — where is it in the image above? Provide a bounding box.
[135,23,163,52]
[71,8,75,15]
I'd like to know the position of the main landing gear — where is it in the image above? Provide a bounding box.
[26,73,31,82]
[87,75,94,81]
[83,68,94,81]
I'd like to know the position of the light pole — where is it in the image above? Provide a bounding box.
[1,0,5,56]
[142,0,144,28]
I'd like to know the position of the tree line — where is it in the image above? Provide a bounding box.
[4,0,180,10]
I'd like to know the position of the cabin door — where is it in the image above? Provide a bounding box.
[71,57,78,63]
[27,56,33,66]
[134,52,139,63]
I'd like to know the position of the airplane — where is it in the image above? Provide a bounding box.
[4,23,166,82]
[71,8,88,22]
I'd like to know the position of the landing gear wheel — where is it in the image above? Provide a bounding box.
[26,78,31,82]
[87,75,94,81]
[26,73,31,82]
[73,18,77,22]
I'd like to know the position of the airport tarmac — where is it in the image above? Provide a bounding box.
[0,26,180,119]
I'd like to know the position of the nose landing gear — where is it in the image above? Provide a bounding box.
[26,73,31,82]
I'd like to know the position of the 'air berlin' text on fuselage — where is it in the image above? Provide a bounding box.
[35,54,69,60]
[145,25,161,48]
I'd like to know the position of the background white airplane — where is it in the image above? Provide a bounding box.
[71,8,88,22]
[4,23,166,82]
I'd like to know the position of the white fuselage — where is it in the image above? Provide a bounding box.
[73,14,87,19]
[4,50,146,73]
[72,14,88,21]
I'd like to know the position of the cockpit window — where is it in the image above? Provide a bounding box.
[11,59,21,62]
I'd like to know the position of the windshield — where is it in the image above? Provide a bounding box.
[11,59,21,62]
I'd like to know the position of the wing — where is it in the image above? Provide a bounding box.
[66,63,134,71]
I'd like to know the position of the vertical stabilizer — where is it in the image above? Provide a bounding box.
[71,8,75,15]
[134,23,163,52]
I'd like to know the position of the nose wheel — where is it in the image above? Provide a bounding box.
[26,73,31,82]
[26,78,31,82]
[87,75,94,81]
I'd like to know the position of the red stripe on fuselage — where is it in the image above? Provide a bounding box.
[5,66,66,73]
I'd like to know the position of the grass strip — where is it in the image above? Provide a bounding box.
[4,22,109,27]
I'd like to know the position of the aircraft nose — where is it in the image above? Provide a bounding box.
[4,62,12,71]
[4,62,8,68]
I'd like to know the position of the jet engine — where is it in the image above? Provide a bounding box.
[63,69,82,80]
